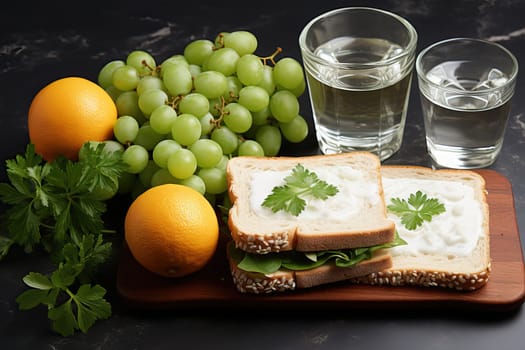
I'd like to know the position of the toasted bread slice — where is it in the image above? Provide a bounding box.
[352,166,491,291]
[226,152,396,254]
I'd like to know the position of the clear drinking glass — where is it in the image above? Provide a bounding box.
[299,7,418,160]
[416,38,518,169]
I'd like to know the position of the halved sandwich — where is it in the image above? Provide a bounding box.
[352,165,491,291]
[225,152,403,294]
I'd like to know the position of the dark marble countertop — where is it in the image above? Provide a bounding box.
[1,1,524,349]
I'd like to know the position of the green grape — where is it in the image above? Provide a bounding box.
[171,113,202,146]
[163,64,193,96]
[215,155,229,171]
[256,124,282,156]
[152,139,181,168]
[269,90,299,123]
[126,50,156,75]
[279,115,309,143]
[257,65,276,95]
[199,112,216,135]
[238,86,269,112]
[184,39,214,66]
[105,85,122,102]
[211,126,238,154]
[138,160,160,188]
[150,168,179,187]
[198,167,227,194]
[251,106,271,126]
[188,64,202,78]
[134,124,165,151]
[115,91,147,123]
[163,54,189,66]
[138,88,168,116]
[222,76,243,102]
[123,145,149,174]
[201,57,210,72]
[98,60,125,89]
[280,77,306,97]
[179,175,206,195]
[223,31,258,56]
[167,148,197,180]
[273,57,305,90]
[118,172,137,194]
[160,55,189,77]
[205,48,239,76]
[236,54,264,86]
[136,75,166,95]
[114,115,139,144]
[101,140,125,153]
[178,93,210,118]
[294,79,306,97]
[189,139,223,168]
[194,71,228,99]
[112,65,140,91]
[149,105,177,134]
[223,103,252,133]
[238,139,265,157]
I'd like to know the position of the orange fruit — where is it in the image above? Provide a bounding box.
[124,184,219,278]
[28,76,117,161]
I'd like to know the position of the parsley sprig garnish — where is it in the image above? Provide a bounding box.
[0,143,126,336]
[16,234,112,335]
[262,163,339,216]
[387,191,446,230]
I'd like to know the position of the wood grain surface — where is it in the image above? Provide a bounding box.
[116,169,525,311]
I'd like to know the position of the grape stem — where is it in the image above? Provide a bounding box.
[212,96,228,127]
[215,33,226,49]
[140,59,157,76]
[167,95,183,110]
[260,47,282,66]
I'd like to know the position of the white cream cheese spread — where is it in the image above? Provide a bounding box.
[382,177,483,257]
[249,165,380,223]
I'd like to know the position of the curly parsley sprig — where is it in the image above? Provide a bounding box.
[0,143,126,336]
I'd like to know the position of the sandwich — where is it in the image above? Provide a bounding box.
[351,165,491,291]
[225,152,404,294]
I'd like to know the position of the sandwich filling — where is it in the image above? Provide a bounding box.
[229,231,406,275]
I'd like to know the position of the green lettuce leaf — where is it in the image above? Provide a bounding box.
[229,231,407,275]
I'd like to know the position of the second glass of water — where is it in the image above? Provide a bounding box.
[416,38,518,169]
[299,7,417,160]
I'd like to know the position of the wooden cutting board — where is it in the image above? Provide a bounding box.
[116,169,525,311]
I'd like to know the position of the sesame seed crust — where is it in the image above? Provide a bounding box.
[230,265,296,294]
[231,231,291,254]
[350,263,491,291]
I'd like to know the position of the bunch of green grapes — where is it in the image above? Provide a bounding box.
[97,30,309,201]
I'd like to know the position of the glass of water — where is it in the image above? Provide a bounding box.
[299,7,417,160]
[416,38,518,169]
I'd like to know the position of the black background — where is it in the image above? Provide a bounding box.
[1,1,524,349]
